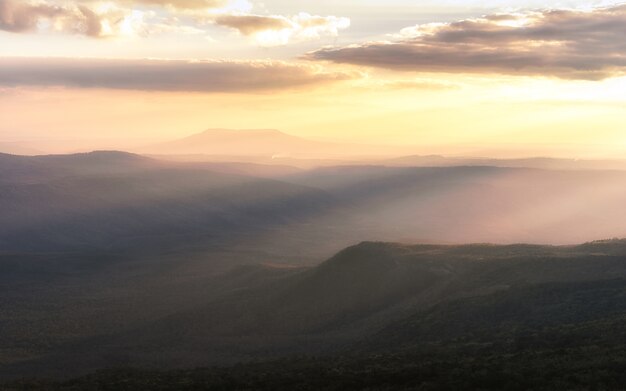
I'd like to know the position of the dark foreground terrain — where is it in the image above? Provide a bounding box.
[2,151,626,389]
[5,278,626,390]
[3,241,626,390]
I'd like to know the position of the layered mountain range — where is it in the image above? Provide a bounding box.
[1,145,626,389]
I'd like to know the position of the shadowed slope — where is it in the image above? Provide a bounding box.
[0,152,336,253]
[10,279,626,391]
[6,240,626,378]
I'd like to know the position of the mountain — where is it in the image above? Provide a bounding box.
[385,154,626,171]
[23,278,626,391]
[8,153,626,255]
[0,142,42,156]
[123,240,626,343]
[143,128,337,157]
[141,128,407,159]
[0,150,158,183]
[4,152,626,383]
[5,240,626,379]
[0,152,337,254]
[369,277,626,351]
[177,160,303,179]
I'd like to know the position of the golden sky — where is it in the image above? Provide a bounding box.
[1,0,625,157]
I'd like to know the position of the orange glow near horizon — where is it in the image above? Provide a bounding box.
[1,73,625,159]
[1,1,625,159]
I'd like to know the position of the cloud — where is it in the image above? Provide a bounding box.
[0,0,84,34]
[0,57,355,92]
[75,0,237,11]
[0,0,349,45]
[213,13,350,46]
[306,5,626,80]
[214,14,290,35]
[117,0,227,9]
[0,0,154,37]
[0,0,61,33]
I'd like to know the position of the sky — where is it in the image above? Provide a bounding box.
[1,0,625,157]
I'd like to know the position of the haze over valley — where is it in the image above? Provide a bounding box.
[3,142,626,385]
[2,0,626,389]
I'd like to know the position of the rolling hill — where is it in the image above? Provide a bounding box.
[3,151,626,384]
[0,151,336,253]
[4,240,626,379]
[384,154,626,171]
[10,152,626,258]
[12,279,626,390]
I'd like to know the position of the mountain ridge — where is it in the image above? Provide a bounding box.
[140,128,410,159]
[3,239,626,380]
[143,128,336,157]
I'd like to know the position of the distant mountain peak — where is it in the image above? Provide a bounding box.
[142,128,410,159]
[146,128,329,157]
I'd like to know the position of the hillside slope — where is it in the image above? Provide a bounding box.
[0,151,336,253]
[4,240,626,379]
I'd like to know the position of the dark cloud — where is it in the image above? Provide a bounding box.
[306,5,626,80]
[0,0,67,33]
[214,14,292,35]
[212,13,350,46]
[0,57,355,92]
[0,0,129,37]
